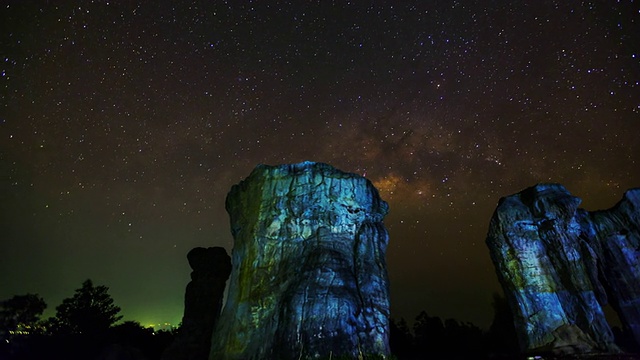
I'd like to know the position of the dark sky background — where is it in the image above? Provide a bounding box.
[1,1,639,329]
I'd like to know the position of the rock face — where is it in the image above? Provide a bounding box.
[580,189,640,347]
[162,247,231,360]
[209,162,391,360]
[486,184,640,354]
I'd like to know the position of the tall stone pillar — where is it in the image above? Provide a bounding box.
[162,247,231,360]
[210,162,391,360]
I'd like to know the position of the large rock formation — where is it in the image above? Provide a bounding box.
[209,161,391,360]
[580,189,640,347]
[162,247,231,360]
[486,184,640,354]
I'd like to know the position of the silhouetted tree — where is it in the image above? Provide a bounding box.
[413,311,445,357]
[0,293,46,339]
[48,279,122,336]
[486,292,519,355]
[389,317,414,359]
[0,284,178,360]
[400,311,488,359]
[443,318,483,358]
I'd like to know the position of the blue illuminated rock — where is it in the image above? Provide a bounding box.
[486,184,640,354]
[578,189,640,347]
[209,162,391,360]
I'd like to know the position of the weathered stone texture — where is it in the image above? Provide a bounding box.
[486,184,640,354]
[579,189,640,346]
[209,161,390,360]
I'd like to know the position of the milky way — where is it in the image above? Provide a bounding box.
[2,1,639,327]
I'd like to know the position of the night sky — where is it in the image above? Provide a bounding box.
[2,1,639,329]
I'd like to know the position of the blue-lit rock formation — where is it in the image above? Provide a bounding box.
[486,184,640,354]
[209,162,391,360]
[578,189,640,347]
[162,247,232,360]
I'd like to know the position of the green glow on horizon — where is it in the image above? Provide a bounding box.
[122,309,182,330]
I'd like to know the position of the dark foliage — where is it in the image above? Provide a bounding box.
[0,294,47,340]
[0,322,176,360]
[47,279,122,336]
[0,279,176,360]
[389,317,413,359]
[390,313,488,360]
[413,311,446,356]
[389,299,521,360]
[485,292,520,356]
[443,318,484,355]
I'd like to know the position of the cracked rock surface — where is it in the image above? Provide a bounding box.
[486,184,640,354]
[209,162,390,360]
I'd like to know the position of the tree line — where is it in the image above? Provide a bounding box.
[390,293,519,360]
[2,280,521,360]
[0,279,175,360]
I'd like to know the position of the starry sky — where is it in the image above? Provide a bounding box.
[1,1,639,329]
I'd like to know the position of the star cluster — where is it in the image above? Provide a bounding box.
[1,1,639,327]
